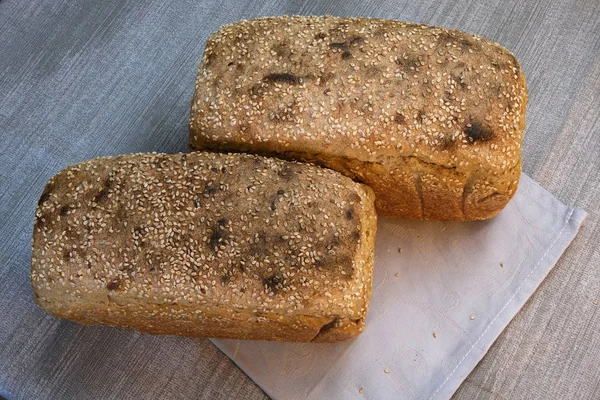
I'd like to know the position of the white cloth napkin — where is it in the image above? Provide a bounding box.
[212,174,586,400]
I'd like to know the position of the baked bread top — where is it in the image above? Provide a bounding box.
[191,15,527,184]
[31,152,376,324]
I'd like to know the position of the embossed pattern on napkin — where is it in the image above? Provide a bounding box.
[212,174,586,400]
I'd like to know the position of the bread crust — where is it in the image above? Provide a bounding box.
[31,152,376,342]
[190,16,528,220]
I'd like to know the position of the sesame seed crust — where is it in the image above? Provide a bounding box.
[190,16,528,220]
[31,151,377,342]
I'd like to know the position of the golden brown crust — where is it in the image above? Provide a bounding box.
[31,152,376,342]
[190,16,528,220]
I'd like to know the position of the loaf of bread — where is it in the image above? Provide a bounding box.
[190,16,528,220]
[31,152,376,342]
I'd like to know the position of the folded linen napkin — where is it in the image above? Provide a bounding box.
[212,173,586,400]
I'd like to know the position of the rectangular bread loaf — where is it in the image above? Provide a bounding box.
[31,152,376,342]
[190,16,528,220]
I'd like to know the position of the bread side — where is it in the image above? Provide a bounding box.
[190,16,528,220]
[31,152,376,342]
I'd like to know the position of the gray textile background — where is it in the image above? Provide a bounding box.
[0,0,598,399]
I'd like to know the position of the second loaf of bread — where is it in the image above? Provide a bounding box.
[31,151,376,342]
[190,16,528,220]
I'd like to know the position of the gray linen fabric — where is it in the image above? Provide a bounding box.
[0,0,598,399]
